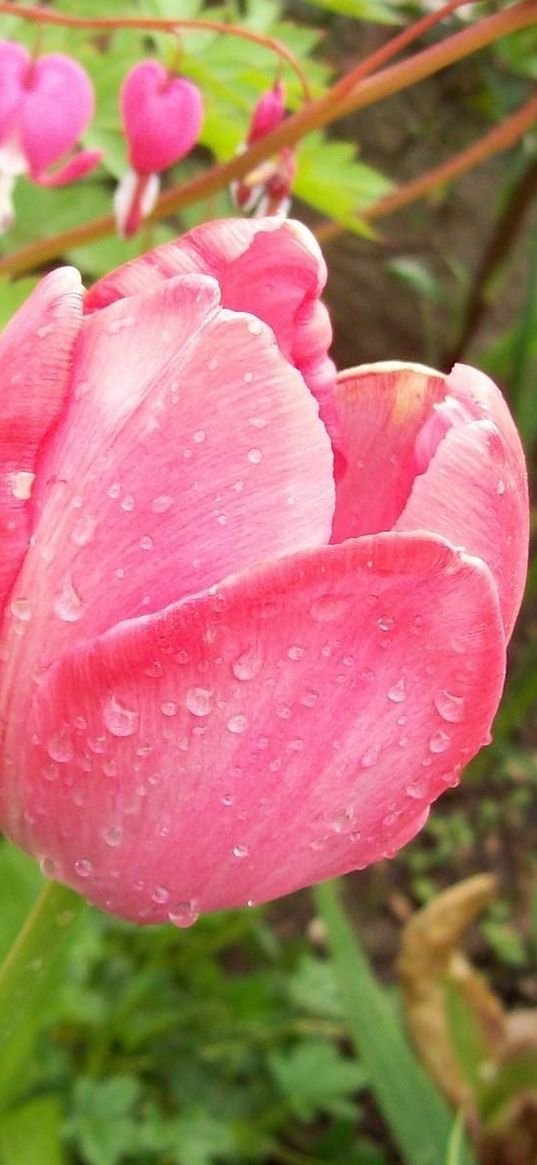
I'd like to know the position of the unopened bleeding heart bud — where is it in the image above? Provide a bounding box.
[115,59,204,238]
[0,40,102,233]
[247,79,285,145]
[231,80,294,219]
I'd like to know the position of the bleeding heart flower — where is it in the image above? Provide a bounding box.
[0,218,528,925]
[115,59,203,238]
[231,81,295,217]
[0,40,102,233]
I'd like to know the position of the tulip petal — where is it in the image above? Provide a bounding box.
[333,363,528,638]
[333,362,446,540]
[0,268,83,619]
[85,217,337,439]
[10,532,504,923]
[396,364,528,639]
[4,273,333,670]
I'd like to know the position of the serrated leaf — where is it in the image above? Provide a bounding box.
[294,132,392,230]
[299,0,402,20]
[269,1040,366,1120]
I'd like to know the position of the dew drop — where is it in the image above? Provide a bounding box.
[107,482,121,499]
[120,493,135,512]
[232,644,262,681]
[151,494,175,514]
[10,597,32,622]
[310,594,350,623]
[139,535,153,551]
[361,745,379,768]
[185,687,213,717]
[378,615,395,632]
[144,661,163,678]
[233,844,249,859]
[247,319,262,335]
[429,729,452,754]
[405,779,428,799]
[168,900,200,928]
[53,575,84,622]
[47,730,73,763]
[193,429,206,444]
[227,713,248,734]
[221,793,234,806]
[70,514,96,547]
[40,856,58,879]
[300,689,318,708]
[102,694,139,737]
[434,689,465,723]
[103,825,123,847]
[152,885,170,904]
[287,645,304,661]
[388,678,407,703]
[41,763,59,782]
[160,701,177,717]
[247,448,263,465]
[496,479,506,495]
[74,858,93,878]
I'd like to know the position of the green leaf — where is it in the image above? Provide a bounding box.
[0,1095,65,1165]
[298,0,402,21]
[269,1040,366,1120]
[314,881,478,1165]
[294,133,392,231]
[287,953,344,1019]
[68,1077,142,1165]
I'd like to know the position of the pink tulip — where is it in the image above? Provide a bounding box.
[115,60,203,238]
[0,40,102,232]
[0,218,528,925]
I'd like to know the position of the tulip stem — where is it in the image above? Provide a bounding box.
[0,878,85,1048]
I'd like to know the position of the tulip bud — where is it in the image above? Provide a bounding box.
[115,59,204,238]
[0,40,102,233]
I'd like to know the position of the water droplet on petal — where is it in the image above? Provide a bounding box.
[496,480,506,495]
[10,597,32,622]
[168,900,200,928]
[152,885,170,904]
[40,856,58,879]
[429,729,451,754]
[103,825,123,847]
[287,645,305,661]
[151,494,175,514]
[53,575,84,622]
[120,493,135,512]
[160,701,177,717]
[102,694,139,737]
[233,844,249,859]
[227,713,248,734]
[193,429,206,444]
[361,745,379,768]
[232,644,262,680]
[378,616,395,632]
[434,690,465,723]
[70,514,96,547]
[247,448,263,464]
[388,678,407,703]
[74,858,93,878]
[185,687,213,717]
[405,780,428,799]
[310,594,350,623]
[300,690,318,707]
[47,730,73,763]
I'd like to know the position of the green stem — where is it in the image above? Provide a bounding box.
[0,879,86,1048]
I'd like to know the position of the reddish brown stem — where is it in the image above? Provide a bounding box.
[0,0,535,278]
